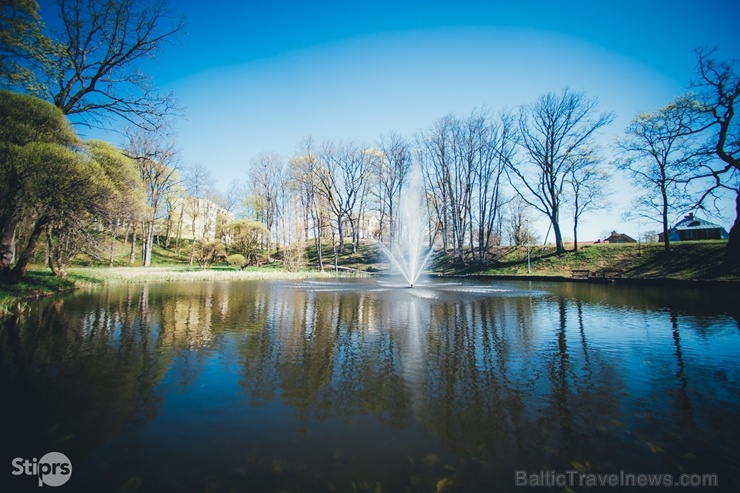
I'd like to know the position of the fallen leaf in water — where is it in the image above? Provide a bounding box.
[423,454,440,466]
[119,476,142,493]
[646,442,664,455]
[436,477,453,492]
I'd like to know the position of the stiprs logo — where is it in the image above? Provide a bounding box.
[11,452,72,487]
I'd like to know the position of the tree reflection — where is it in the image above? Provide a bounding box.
[0,287,171,462]
[2,279,738,492]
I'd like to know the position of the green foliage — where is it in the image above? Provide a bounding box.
[223,219,269,265]
[0,0,54,94]
[0,89,77,146]
[0,91,134,279]
[226,254,247,269]
[192,239,225,270]
[85,140,147,222]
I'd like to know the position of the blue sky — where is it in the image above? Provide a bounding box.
[40,0,740,241]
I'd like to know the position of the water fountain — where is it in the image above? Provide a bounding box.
[380,167,434,287]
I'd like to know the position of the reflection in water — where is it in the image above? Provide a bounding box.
[1,279,739,492]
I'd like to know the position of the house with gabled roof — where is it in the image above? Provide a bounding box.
[600,231,636,243]
[658,213,729,242]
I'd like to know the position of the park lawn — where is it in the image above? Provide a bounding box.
[467,240,740,281]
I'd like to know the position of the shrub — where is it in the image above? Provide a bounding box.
[226,254,247,270]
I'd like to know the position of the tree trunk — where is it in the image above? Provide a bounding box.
[312,213,323,271]
[143,220,154,267]
[44,224,69,279]
[337,215,344,254]
[10,218,48,281]
[331,228,338,272]
[349,217,357,254]
[573,217,579,252]
[109,221,116,268]
[0,211,21,276]
[723,192,740,269]
[553,221,565,255]
[315,237,323,271]
[46,224,60,277]
[661,186,671,253]
[551,204,565,254]
[175,205,184,256]
[129,225,137,265]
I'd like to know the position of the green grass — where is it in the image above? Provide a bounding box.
[3,239,736,320]
[457,240,740,281]
[304,240,388,272]
[0,269,77,319]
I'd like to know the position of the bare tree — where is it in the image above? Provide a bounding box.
[375,132,412,246]
[248,152,284,259]
[313,140,369,254]
[688,48,740,268]
[224,180,243,215]
[615,95,704,253]
[472,110,515,263]
[417,117,454,255]
[125,126,179,267]
[568,149,610,251]
[44,0,185,129]
[508,88,614,254]
[289,138,327,270]
[507,198,537,246]
[182,162,214,263]
[418,115,472,262]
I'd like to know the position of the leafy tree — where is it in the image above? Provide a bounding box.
[0,90,77,278]
[223,219,269,266]
[0,0,52,94]
[615,95,704,253]
[226,253,247,269]
[14,140,113,279]
[192,239,224,270]
[85,140,146,267]
[508,88,614,254]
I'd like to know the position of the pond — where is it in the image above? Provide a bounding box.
[1,277,739,492]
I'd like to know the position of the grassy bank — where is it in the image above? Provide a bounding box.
[0,265,342,319]
[3,239,737,319]
[435,240,740,282]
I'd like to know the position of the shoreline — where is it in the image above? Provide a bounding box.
[4,263,737,300]
[444,272,740,289]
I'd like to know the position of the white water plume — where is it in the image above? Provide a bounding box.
[381,166,433,287]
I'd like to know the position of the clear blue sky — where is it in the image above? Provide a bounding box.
[41,0,740,241]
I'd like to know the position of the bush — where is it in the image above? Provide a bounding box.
[226,254,247,270]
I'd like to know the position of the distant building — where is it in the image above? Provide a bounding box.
[171,197,233,241]
[658,213,729,242]
[600,231,637,244]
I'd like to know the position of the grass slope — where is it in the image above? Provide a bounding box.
[439,241,740,282]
